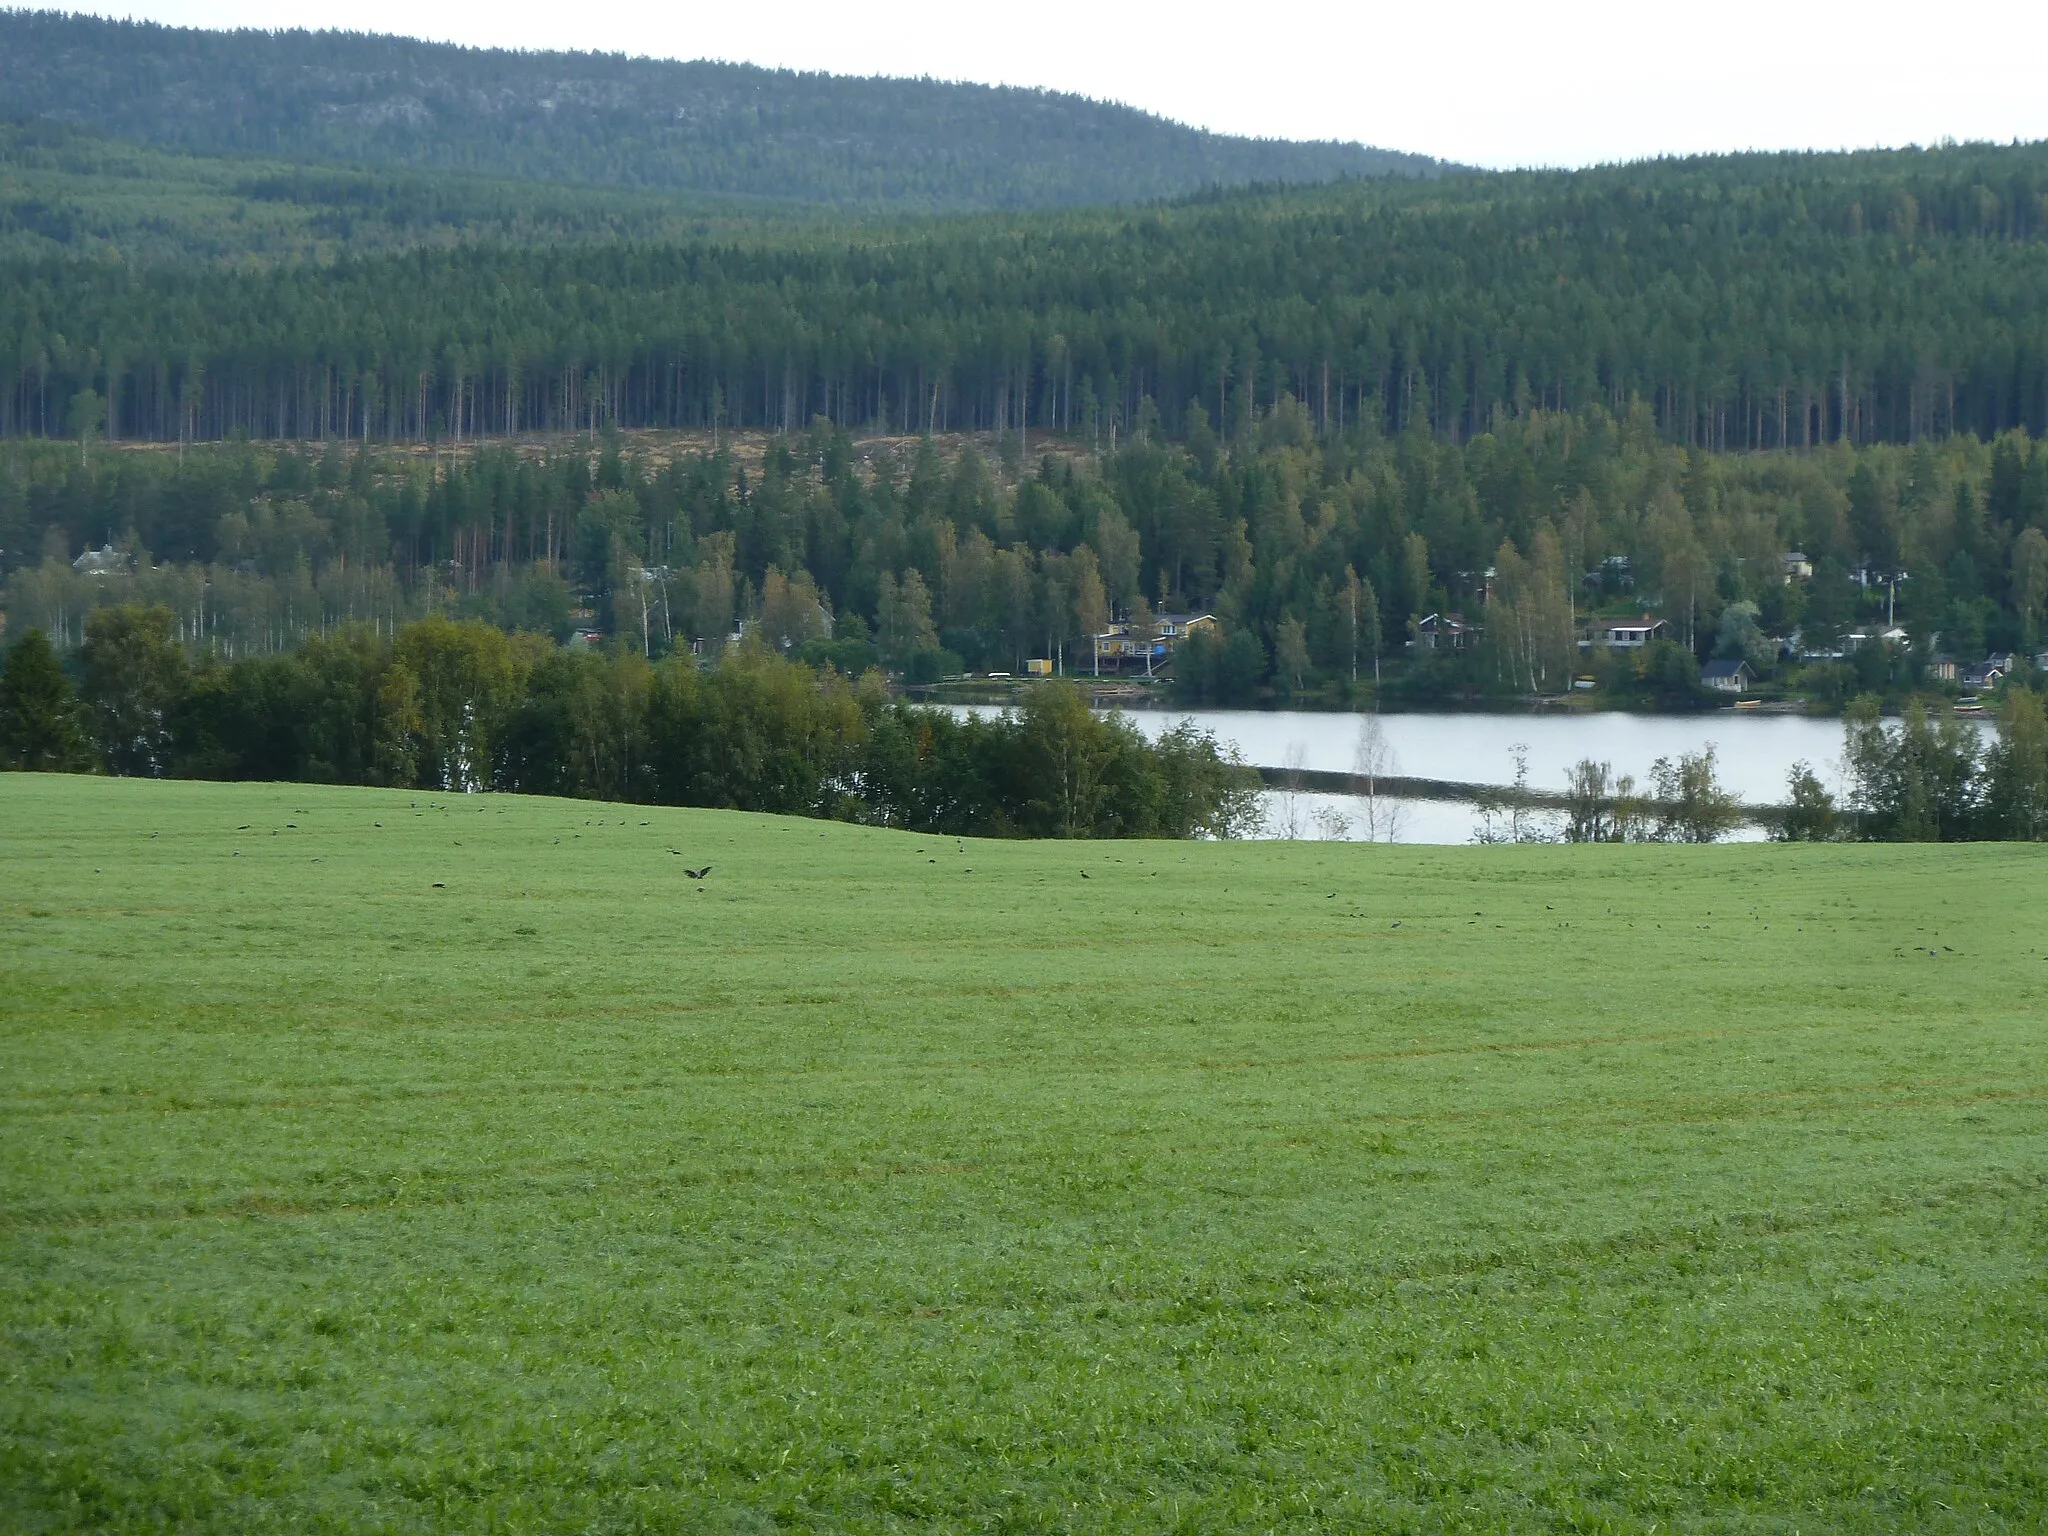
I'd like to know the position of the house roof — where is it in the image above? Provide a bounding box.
[1700,659,1749,679]
[72,543,131,574]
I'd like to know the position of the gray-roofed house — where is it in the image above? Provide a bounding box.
[1700,659,1752,694]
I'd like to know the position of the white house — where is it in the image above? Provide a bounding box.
[71,543,131,577]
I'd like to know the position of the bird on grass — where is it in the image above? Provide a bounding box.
[685,866,712,880]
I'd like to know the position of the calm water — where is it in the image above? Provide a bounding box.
[1115,708,1851,801]
[945,703,1996,844]
[1136,708,1852,845]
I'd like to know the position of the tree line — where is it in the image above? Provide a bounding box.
[0,610,1261,839]
[1773,690,2048,841]
[1474,698,2048,844]
[7,142,2048,450]
[7,406,2047,708]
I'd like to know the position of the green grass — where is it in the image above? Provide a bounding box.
[3,774,2046,1533]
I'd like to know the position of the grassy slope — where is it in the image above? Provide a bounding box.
[2,775,2045,1532]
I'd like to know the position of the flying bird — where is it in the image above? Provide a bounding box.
[685,866,712,880]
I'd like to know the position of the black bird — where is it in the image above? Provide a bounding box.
[1079,869,1090,878]
[685,866,712,880]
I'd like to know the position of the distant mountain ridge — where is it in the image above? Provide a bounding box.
[0,10,1446,210]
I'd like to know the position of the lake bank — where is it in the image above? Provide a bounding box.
[943,702,2002,842]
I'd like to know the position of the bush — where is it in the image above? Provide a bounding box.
[1650,747,1741,842]
[903,647,962,686]
[1774,761,1841,841]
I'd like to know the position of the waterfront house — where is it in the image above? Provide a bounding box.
[1089,612,1215,674]
[1409,612,1476,651]
[1700,659,1752,694]
[1959,658,2010,691]
[1597,616,1667,649]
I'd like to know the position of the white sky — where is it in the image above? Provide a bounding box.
[85,0,2048,169]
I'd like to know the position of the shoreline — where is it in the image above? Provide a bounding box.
[915,681,1840,721]
[1254,765,1790,830]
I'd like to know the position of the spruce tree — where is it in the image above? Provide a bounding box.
[0,629,93,772]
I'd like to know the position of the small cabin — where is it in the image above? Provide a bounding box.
[1599,616,1667,649]
[1960,658,2010,691]
[1700,659,1752,694]
[1410,612,1475,652]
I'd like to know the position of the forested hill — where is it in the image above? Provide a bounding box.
[0,11,1442,210]
[10,141,2048,451]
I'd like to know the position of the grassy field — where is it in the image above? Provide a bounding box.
[2,774,2045,1533]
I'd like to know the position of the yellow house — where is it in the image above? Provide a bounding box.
[1090,613,1217,674]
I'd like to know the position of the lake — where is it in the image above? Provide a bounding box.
[945,704,1993,844]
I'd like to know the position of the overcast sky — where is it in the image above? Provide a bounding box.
[88,0,2048,169]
